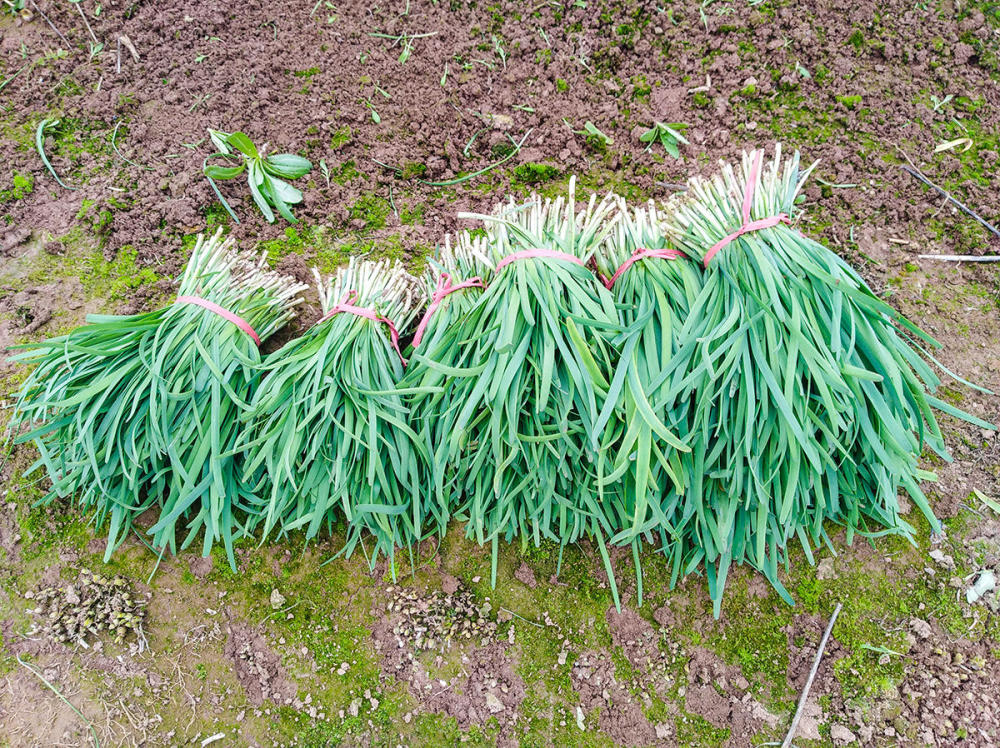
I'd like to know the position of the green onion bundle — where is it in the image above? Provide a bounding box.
[404,231,493,523]
[405,180,628,601]
[659,146,993,613]
[241,258,426,573]
[8,230,306,567]
[592,200,703,603]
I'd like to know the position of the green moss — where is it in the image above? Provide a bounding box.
[332,160,361,185]
[293,67,321,78]
[675,712,731,746]
[76,198,114,238]
[512,162,561,186]
[836,94,862,109]
[556,78,569,92]
[348,193,391,231]
[258,226,311,264]
[82,245,160,300]
[400,203,425,225]
[400,162,427,180]
[938,385,965,405]
[692,91,711,109]
[847,28,866,52]
[0,172,34,203]
[330,125,353,151]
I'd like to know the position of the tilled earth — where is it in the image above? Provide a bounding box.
[2,0,1000,746]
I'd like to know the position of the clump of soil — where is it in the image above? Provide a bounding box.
[223,620,295,707]
[571,650,661,746]
[373,583,524,740]
[187,554,213,580]
[685,647,782,745]
[383,583,497,652]
[513,562,537,589]
[25,568,146,648]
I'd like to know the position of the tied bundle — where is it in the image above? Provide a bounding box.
[241,258,426,574]
[593,200,702,605]
[660,146,993,614]
[8,230,306,567]
[404,231,492,518]
[406,179,628,603]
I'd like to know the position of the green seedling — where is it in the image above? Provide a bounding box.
[576,121,613,149]
[35,118,77,190]
[368,30,437,63]
[203,128,312,224]
[639,121,690,158]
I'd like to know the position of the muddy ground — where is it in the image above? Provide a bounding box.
[2,0,1000,745]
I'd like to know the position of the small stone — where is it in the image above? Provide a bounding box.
[490,114,514,131]
[817,558,836,580]
[831,724,858,745]
[270,589,286,610]
[655,723,671,739]
[557,650,568,666]
[485,692,505,713]
[575,706,586,731]
[910,618,933,639]
[928,549,955,570]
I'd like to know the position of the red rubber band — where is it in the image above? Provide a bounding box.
[175,295,261,346]
[316,291,407,365]
[495,248,586,271]
[702,151,790,268]
[602,247,687,289]
[411,272,486,349]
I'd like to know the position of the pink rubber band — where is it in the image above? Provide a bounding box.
[175,295,261,346]
[316,291,407,364]
[495,249,586,271]
[702,151,790,268]
[602,247,687,289]
[411,272,486,349]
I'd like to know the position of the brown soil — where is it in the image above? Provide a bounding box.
[2,0,998,267]
[372,594,526,743]
[223,619,296,707]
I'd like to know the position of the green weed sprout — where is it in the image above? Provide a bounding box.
[639,122,689,158]
[203,129,312,224]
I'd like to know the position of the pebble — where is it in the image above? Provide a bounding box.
[270,589,286,609]
[831,724,858,745]
[485,692,504,713]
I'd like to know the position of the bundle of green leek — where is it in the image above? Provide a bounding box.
[655,145,993,613]
[592,199,703,605]
[7,230,306,567]
[404,179,630,602]
[241,258,426,574]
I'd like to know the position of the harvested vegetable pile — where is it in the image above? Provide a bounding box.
[592,199,703,606]
[6,145,992,614]
[241,258,425,573]
[654,146,994,613]
[7,230,306,567]
[405,179,630,602]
